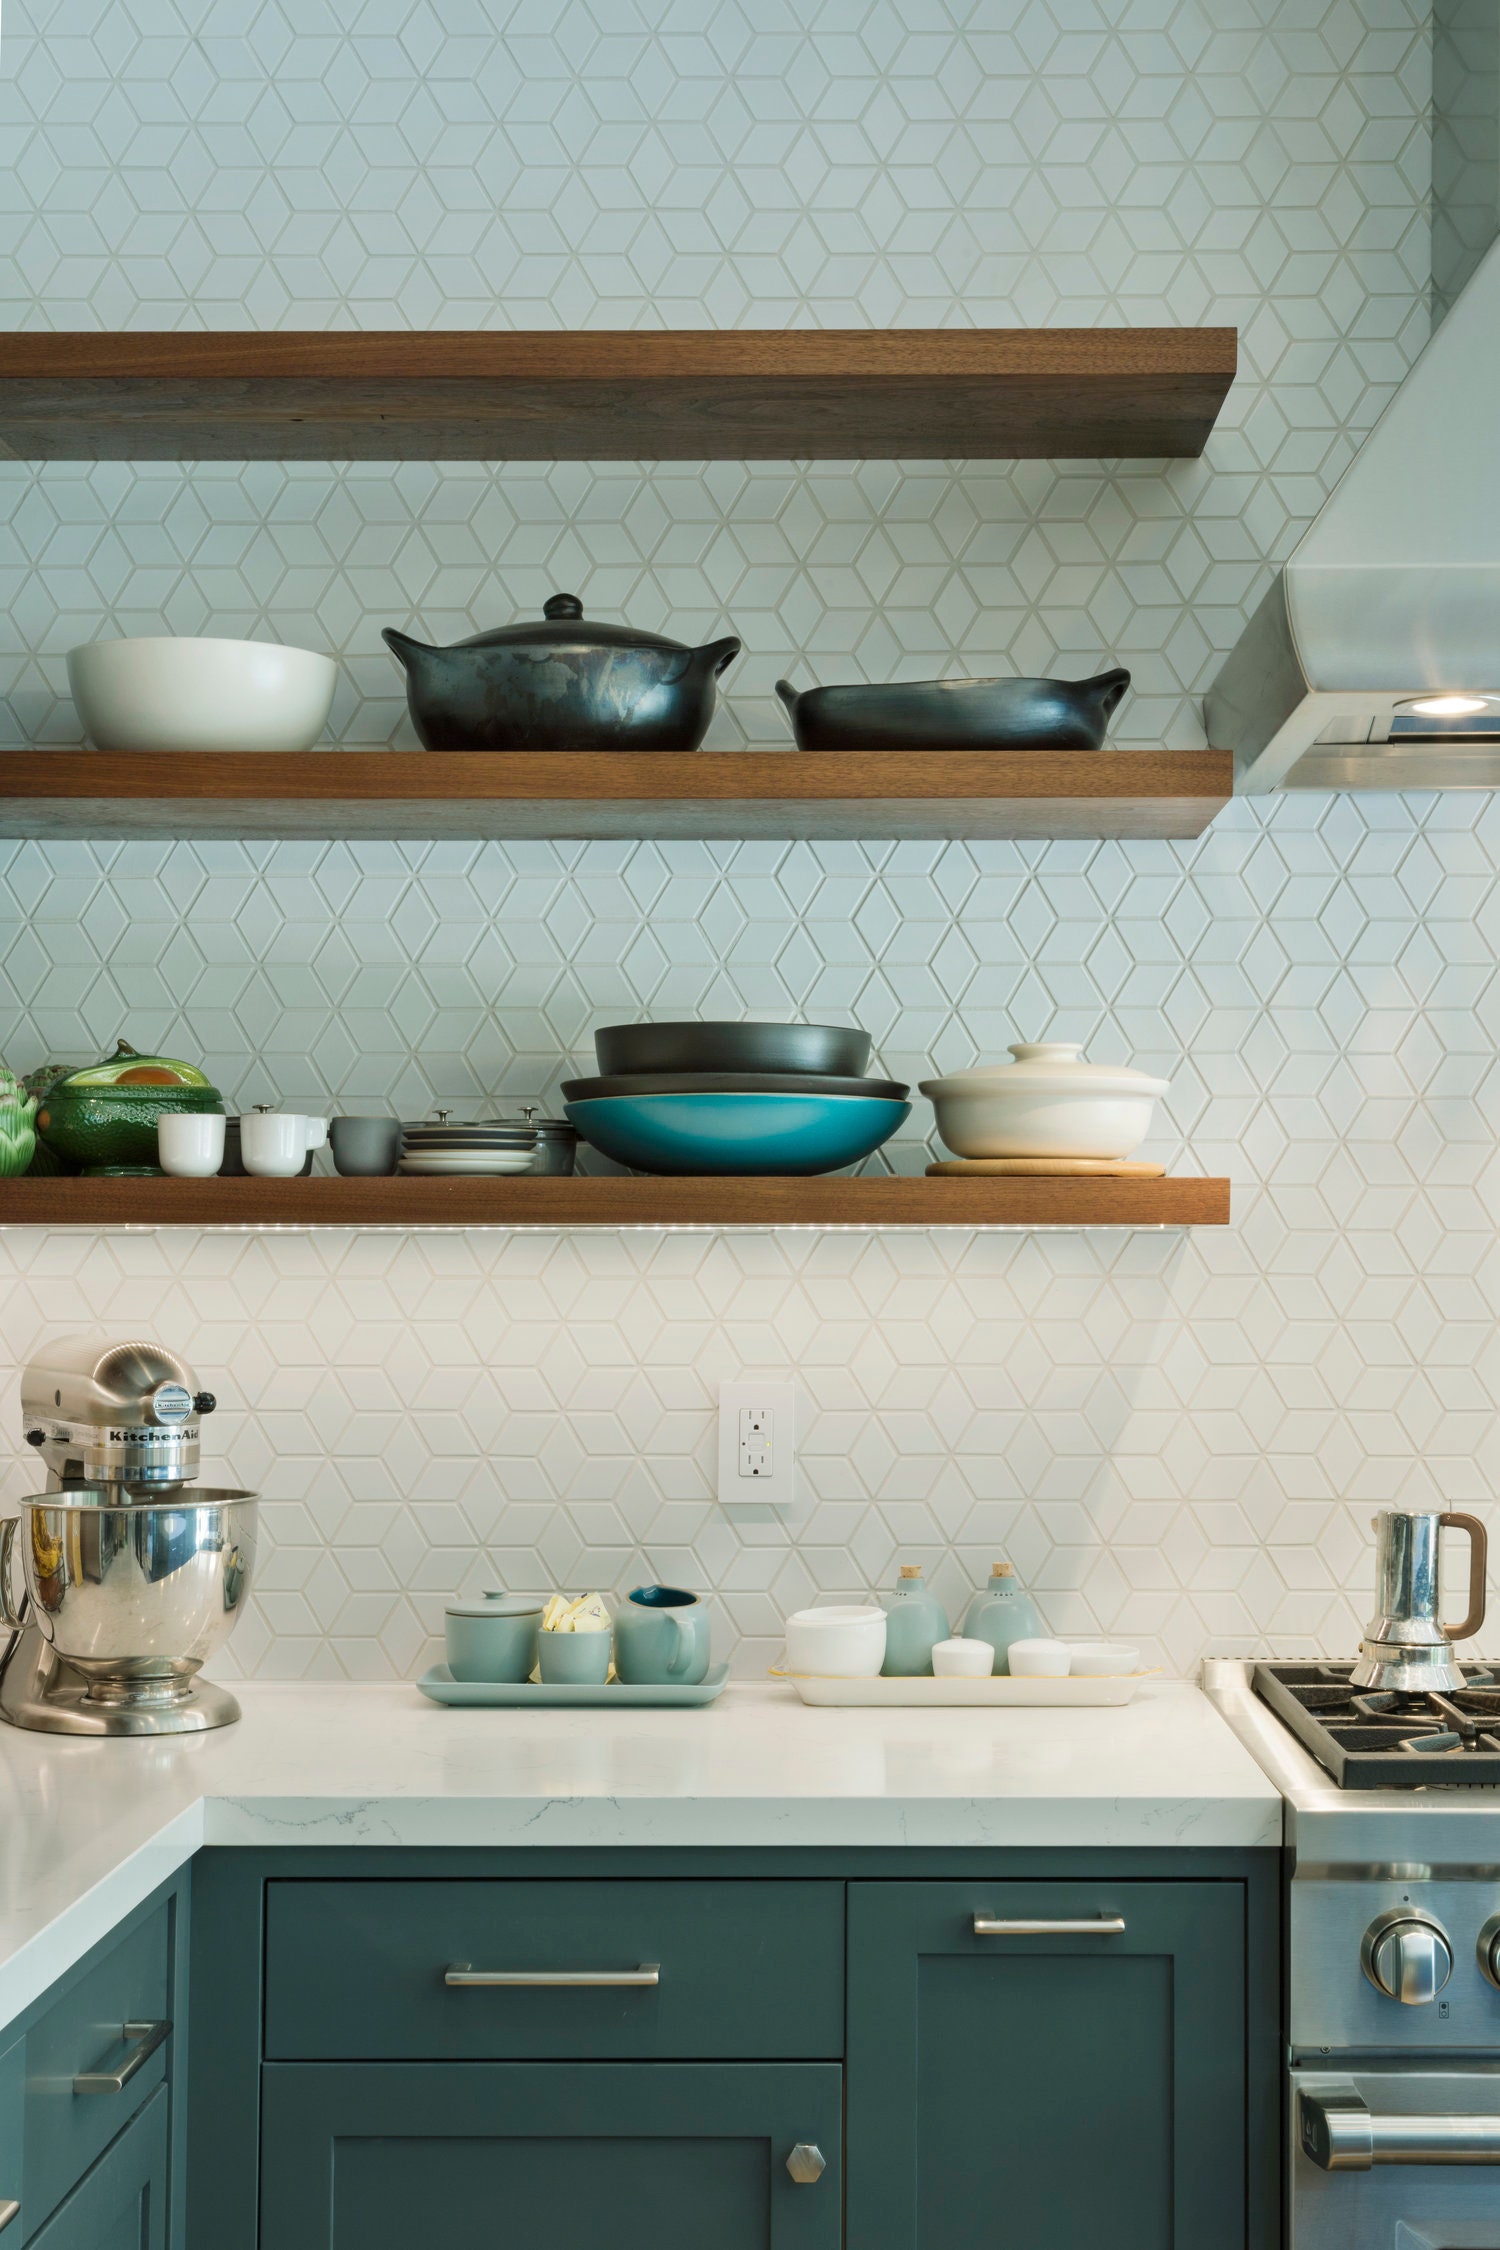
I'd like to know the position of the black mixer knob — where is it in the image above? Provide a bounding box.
[193,1392,217,1415]
[24,1429,44,1446]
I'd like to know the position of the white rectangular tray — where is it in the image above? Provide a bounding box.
[783,1673,1144,1708]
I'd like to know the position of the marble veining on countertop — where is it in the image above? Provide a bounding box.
[0,1678,1281,2027]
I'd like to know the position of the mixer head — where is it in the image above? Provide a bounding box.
[20,1336,216,1488]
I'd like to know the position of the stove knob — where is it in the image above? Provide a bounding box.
[1478,1915,1500,1991]
[1361,1910,1453,2004]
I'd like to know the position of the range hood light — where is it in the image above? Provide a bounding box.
[1406,694,1491,717]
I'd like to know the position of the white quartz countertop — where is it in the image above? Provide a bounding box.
[0,1677,1280,2028]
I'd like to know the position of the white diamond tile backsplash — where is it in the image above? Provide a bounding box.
[4,799,1500,1682]
[3,0,1493,1680]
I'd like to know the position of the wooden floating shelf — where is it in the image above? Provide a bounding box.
[0,328,1237,461]
[0,750,1233,842]
[0,1175,1231,1231]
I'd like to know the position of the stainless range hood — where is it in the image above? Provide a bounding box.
[1206,233,1500,792]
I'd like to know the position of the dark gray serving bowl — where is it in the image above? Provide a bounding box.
[563,1069,908,1103]
[593,1021,873,1078]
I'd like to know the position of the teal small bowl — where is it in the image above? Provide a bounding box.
[564,1092,911,1176]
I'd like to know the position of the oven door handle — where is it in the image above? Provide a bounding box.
[1301,2086,1500,2170]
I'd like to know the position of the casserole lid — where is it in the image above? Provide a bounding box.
[483,1105,579,1141]
[919,1041,1169,1099]
[443,593,696,657]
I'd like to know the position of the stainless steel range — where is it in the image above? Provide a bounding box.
[1209,1650,1500,2250]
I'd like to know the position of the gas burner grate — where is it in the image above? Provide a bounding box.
[1253,1662,1500,1789]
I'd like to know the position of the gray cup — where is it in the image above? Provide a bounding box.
[445,1598,542,1683]
[537,1630,612,1685]
[331,1117,402,1176]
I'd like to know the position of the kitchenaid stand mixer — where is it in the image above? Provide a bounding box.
[0,1337,257,1735]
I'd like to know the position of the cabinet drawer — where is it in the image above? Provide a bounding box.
[24,1904,170,2237]
[261,2063,842,2250]
[265,1880,844,2060]
[28,2086,166,2250]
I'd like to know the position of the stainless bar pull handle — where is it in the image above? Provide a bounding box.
[972,1914,1126,1937]
[73,2018,170,2094]
[1300,2088,1500,2170]
[0,2200,19,2233]
[445,1963,660,1988]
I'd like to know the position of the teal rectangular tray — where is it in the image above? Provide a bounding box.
[416,1662,730,1708]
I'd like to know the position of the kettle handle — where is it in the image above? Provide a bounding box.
[1440,1511,1488,1642]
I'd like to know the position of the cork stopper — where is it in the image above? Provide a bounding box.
[992,1562,1015,1577]
[899,1564,923,1579]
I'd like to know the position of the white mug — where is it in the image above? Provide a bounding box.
[239,1111,329,1178]
[157,1112,227,1178]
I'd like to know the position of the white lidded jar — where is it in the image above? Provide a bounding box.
[919,1041,1169,1162]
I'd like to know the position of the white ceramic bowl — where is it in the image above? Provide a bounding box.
[931,1636,995,1679]
[1068,1642,1141,1677]
[1006,1637,1072,1678]
[784,1603,887,1678]
[67,636,338,753]
[919,1041,1169,1162]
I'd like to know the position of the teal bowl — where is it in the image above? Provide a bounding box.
[564,1092,911,1176]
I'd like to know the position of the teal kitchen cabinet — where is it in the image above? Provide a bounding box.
[259,2061,842,2250]
[847,1879,1255,2250]
[185,1845,1278,2250]
[0,1873,185,2250]
[26,2090,167,2250]
[0,2032,21,2240]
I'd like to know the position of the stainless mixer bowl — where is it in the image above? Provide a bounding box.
[0,1487,257,1706]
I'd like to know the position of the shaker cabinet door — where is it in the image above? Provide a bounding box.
[260,2062,842,2250]
[27,2086,167,2250]
[847,1880,1247,2250]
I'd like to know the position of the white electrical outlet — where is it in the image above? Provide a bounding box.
[718,1381,797,1509]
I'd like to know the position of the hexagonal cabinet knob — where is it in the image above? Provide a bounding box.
[786,2142,826,2185]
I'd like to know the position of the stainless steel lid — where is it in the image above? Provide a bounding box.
[482,1105,579,1142]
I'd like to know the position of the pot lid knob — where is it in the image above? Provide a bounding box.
[543,593,584,621]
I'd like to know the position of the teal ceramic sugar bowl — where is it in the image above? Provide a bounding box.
[962,1562,1044,1676]
[444,1593,543,1683]
[612,1584,712,1686]
[880,1563,949,1677]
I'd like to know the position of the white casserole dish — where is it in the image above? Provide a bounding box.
[920,1041,1169,1161]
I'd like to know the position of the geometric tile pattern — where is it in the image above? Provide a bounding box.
[3,0,1489,1680]
[0,0,1434,757]
[1433,0,1500,318]
[3,793,1500,1683]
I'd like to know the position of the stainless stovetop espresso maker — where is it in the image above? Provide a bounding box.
[0,1337,257,1735]
[1349,1506,1488,1694]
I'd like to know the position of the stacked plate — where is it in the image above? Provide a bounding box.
[399,1113,540,1176]
[562,1022,911,1176]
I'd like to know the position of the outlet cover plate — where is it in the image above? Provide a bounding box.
[717,1380,798,1510]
